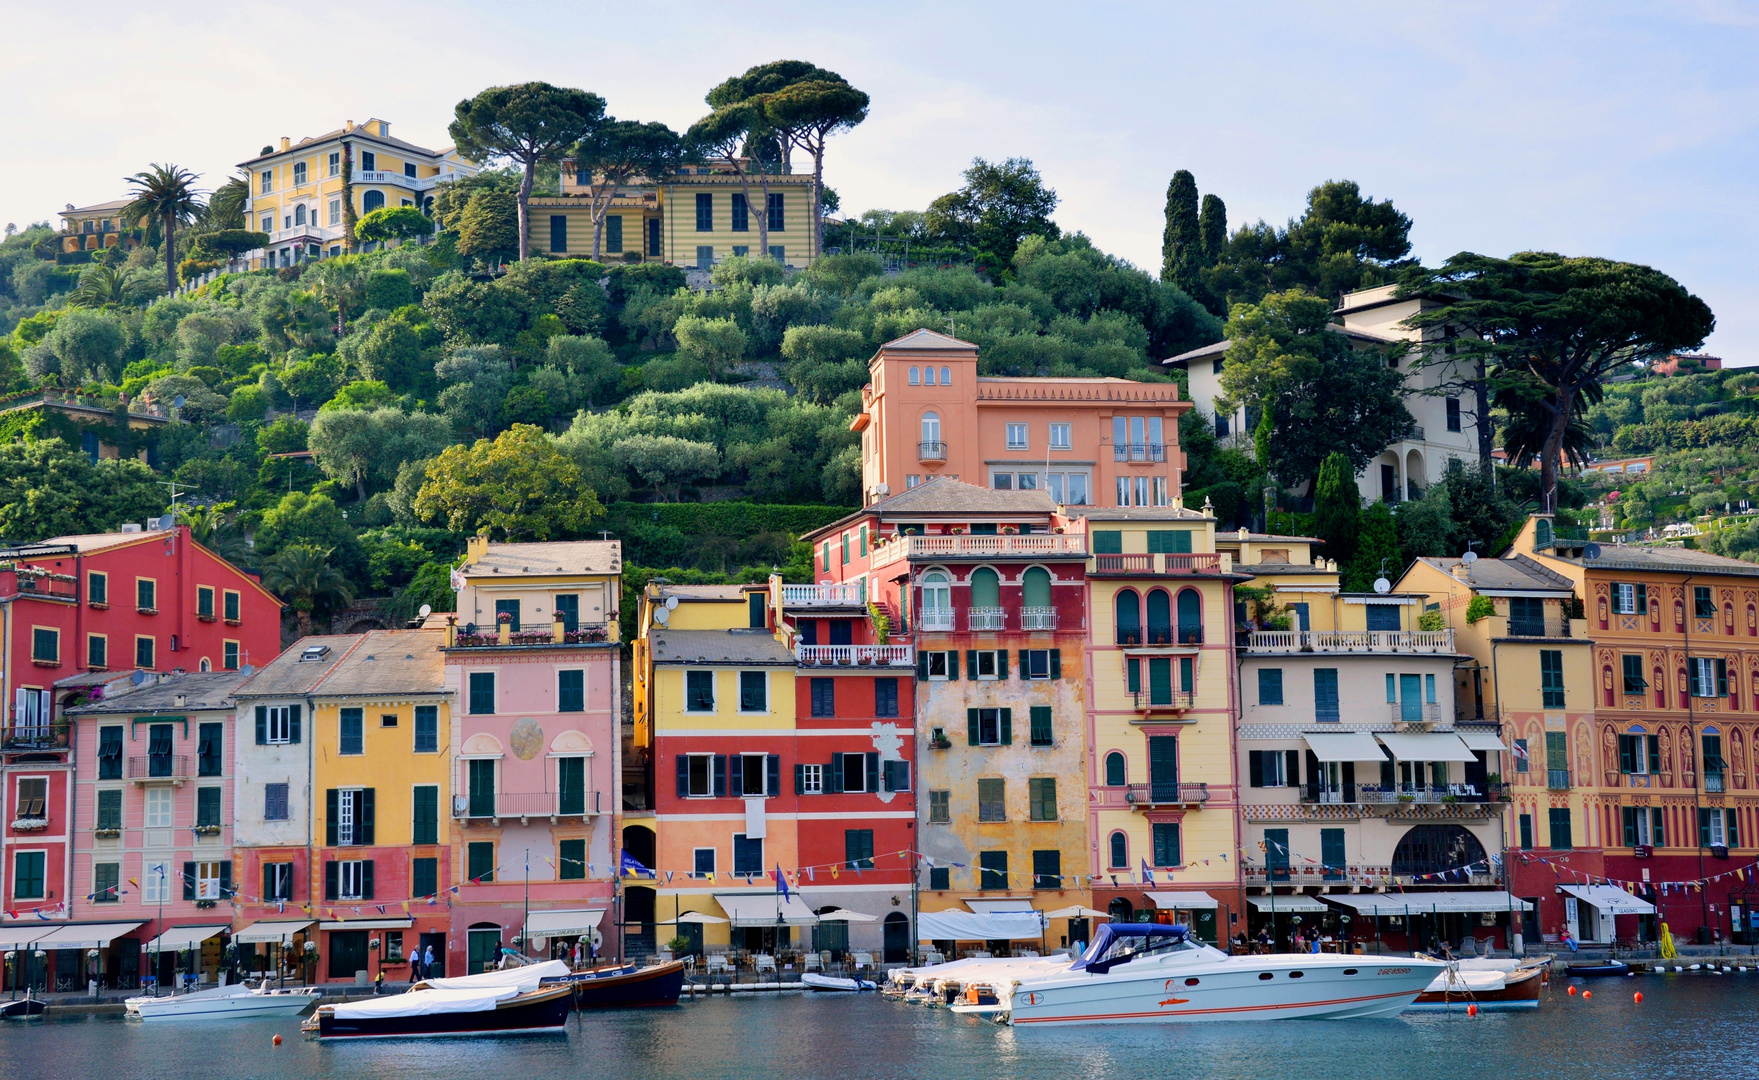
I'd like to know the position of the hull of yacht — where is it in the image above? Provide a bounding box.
[125,984,320,1020]
[1003,955,1446,1026]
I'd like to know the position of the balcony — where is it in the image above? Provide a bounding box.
[795,644,914,667]
[1131,689,1197,713]
[871,532,1087,568]
[127,755,188,784]
[1020,606,1058,631]
[1125,782,1208,807]
[1112,442,1169,463]
[918,440,947,461]
[2,720,69,751]
[448,621,612,648]
[1246,630,1455,654]
[1089,553,1223,575]
[968,606,1006,631]
[782,583,865,607]
[1116,627,1203,647]
[1706,771,1727,793]
[15,574,77,601]
[453,790,601,823]
[1389,702,1446,725]
[1547,769,1571,791]
[920,611,956,632]
[1355,784,1494,805]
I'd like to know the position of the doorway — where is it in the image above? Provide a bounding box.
[883,912,909,963]
[625,886,657,957]
[467,924,502,975]
[328,931,369,981]
[419,932,446,978]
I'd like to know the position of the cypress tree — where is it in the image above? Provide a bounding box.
[1343,502,1403,592]
[1199,193,1227,266]
[1312,450,1361,566]
[1161,170,1201,295]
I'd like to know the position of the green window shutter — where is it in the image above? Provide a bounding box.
[549,215,567,252]
[1093,531,1122,554]
[917,651,929,681]
[605,214,622,253]
[998,650,1009,679]
[1029,706,1052,746]
[999,709,1012,745]
[948,651,959,680]
[325,789,338,846]
[1049,649,1061,680]
[967,708,980,746]
[967,650,979,677]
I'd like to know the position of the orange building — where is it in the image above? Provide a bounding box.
[849,330,1189,510]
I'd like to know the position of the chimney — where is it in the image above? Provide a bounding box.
[174,694,186,708]
[1451,563,1471,582]
[466,534,490,564]
[345,120,355,133]
[279,136,290,152]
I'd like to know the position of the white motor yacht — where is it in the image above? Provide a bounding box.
[995,924,1446,1027]
[125,981,320,1020]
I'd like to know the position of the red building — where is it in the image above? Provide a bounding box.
[0,524,280,967]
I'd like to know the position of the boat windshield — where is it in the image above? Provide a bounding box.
[1069,923,1201,973]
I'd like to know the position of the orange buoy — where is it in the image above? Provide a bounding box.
[272,1034,283,1046]
[1582,990,1592,1000]
[1633,992,1644,1003]
[1567,985,1578,996]
[1466,1004,1478,1017]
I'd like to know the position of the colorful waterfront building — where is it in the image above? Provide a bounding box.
[1081,507,1242,944]
[1227,541,1510,954]
[307,629,451,982]
[443,538,623,972]
[1511,517,1759,946]
[64,670,252,989]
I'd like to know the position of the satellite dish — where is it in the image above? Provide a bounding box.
[1461,551,1478,565]
[172,394,186,409]
[665,596,679,611]
[418,604,432,618]
[653,607,670,625]
[1373,578,1392,595]
[1584,543,1602,560]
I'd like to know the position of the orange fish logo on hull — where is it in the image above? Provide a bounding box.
[1158,998,1189,1006]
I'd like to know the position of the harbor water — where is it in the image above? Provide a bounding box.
[2,973,1755,1080]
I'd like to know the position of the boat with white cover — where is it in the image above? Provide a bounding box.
[801,972,877,992]
[124,981,320,1020]
[994,924,1446,1026]
[1408,956,1548,1010]
[304,960,574,1039]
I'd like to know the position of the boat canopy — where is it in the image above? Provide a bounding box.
[145,924,229,952]
[917,910,1044,942]
[233,919,315,944]
[331,986,518,1019]
[1559,884,1655,915]
[424,958,571,992]
[1068,923,1197,973]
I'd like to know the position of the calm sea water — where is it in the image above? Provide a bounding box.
[2,973,1755,1080]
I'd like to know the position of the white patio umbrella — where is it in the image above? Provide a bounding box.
[663,911,729,924]
[816,909,878,922]
[1044,906,1111,920]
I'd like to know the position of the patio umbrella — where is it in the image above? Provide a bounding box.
[816,909,878,922]
[1044,906,1111,920]
[664,912,729,924]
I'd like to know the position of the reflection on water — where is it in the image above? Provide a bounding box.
[0,974,1753,1080]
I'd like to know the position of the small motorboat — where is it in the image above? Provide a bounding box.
[126,981,320,1020]
[801,972,877,992]
[1408,958,1548,1010]
[1567,960,1633,977]
[566,960,687,1007]
[0,997,46,1018]
[305,960,574,1039]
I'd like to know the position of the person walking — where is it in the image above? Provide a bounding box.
[424,944,437,979]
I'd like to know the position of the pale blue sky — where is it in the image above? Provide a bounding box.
[4,1,1752,360]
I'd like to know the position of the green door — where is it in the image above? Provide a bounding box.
[467,927,502,975]
[469,759,496,817]
[1148,658,1173,705]
[1399,674,1423,722]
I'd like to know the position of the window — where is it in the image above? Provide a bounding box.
[971,649,1003,680]
[732,833,763,876]
[88,571,107,606]
[1618,733,1661,774]
[549,215,567,252]
[31,627,57,664]
[14,777,45,820]
[1029,777,1058,821]
[1518,813,1533,849]
[968,707,1011,746]
[1689,657,1730,698]
[362,189,384,214]
[223,641,239,670]
[682,754,717,798]
[327,787,374,846]
[91,725,122,782]
[693,848,716,878]
[1445,397,1462,432]
[1704,733,1727,791]
[136,636,155,669]
[845,829,875,869]
[1613,582,1647,616]
[197,786,221,827]
[686,671,715,711]
[407,704,437,753]
[920,412,941,451]
[1152,822,1182,868]
[809,677,835,717]
[360,151,376,171]
[727,192,751,232]
[1320,828,1346,878]
[767,192,784,233]
[1048,423,1071,450]
[197,722,222,776]
[260,170,273,194]
[328,198,341,226]
[1312,668,1340,723]
[1022,649,1058,680]
[1258,669,1284,706]
[1623,806,1664,847]
[327,151,340,177]
[605,214,622,253]
[1249,750,1298,787]
[96,788,121,830]
[263,782,289,821]
[928,789,950,823]
[93,861,120,903]
[647,218,662,257]
[1365,603,1400,632]
[874,678,898,717]
[1696,586,1715,619]
[1548,807,1572,850]
[979,850,1008,891]
[908,366,921,386]
[467,842,495,883]
[412,857,437,899]
[977,777,1006,822]
[258,705,297,745]
[495,599,521,631]
[469,671,495,714]
[545,670,585,718]
[1700,807,1739,848]
[798,763,823,795]
[921,650,956,681]
[14,851,45,900]
[339,708,364,755]
[739,671,767,712]
[1033,850,1061,889]
[835,751,870,794]
[734,753,768,797]
[1513,738,1529,774]
[1622,655,1647,694]
[145,787,172,828]
[558,838,586,880]
[410,785,439,844]
[695,192,714,231]
[1029,706,1054,747]
[1006,422,1028,450]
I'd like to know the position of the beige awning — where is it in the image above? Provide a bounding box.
[1457,732,1511,754]
[31,921,142,949]
[523,909,606,937]
[0,925,53,949]
[145,924,229,952]
[233,919,314,944]
[1248,895,1329,913]
[713,892,819,927]
[318,919,412,931]
[1044,906,1111,920]
[1303,732,1389,762]
[661,911,728,925]
[1376,732,1477,762]
[815,909,878,923]
[1144,891,1219,910]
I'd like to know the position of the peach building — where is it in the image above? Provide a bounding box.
[850,331,1190,510]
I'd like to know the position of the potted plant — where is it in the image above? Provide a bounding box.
[1397,793,1415,803]
[1000,525,1019,535]
[666,935,693,954]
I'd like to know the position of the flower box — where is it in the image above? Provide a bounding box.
[93,827,121,839]
[194,824,222,836]
[11,818,48,832]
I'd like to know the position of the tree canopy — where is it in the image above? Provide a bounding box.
[449,83,607,260]
[926,157,1059,272]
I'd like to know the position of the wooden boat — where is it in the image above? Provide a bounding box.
[305,959,575,1039]
[801,972,878,992]
[0,997,46,1018]
[1567,959,1633,977]
[566,959,686,1007]
[1409,961,1546,1010]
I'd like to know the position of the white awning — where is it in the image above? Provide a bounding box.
[0,925,53,949]
[1560,884,1655,915]
[318,919,413,931]
[1325,892,1531,915]
[917,909,1045,941]
[1376,732,1478,762]
[1457,732,1511,754]
[964,899,1036,914]
[1044,906,1111,920]
[661,911,728,925]
[1248,895,1329,913]
[145,924,229,952]
[816,909,878,922]
[713,892,820,927]
[1303,732,1389,762]
[1144,891,1219,910]
[523,908,606,937]
[31,921,142,949]
[233,919,314,944]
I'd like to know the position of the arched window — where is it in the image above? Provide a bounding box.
[970,566,1000,613]
[1109,832,1128,869]
[1108,895,1134,921]
[198,658,211,672]
[921,412,941,447]
[1177,589,1203,644]
[1023,566,1052,622]
[1390,825,1487,877]
[924,366,937,386]
[1146,589,1172,645]
[362,189,385,213]
[909,366,920,385]
[940,366,952,385]
[1104,751,1127,786]
[921,570,951,626]
[1115,589,1141,645]
[294,204,306,226]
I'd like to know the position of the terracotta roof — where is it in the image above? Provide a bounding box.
[238,122,460,166]
[235,635,364,698]
[1415,554,1575,592]
[1078,507,1212,523]
[462,540,622,578]
[649,629,795,665]
[654,584,750,601]
[67,670,256,715]
[37,531,162,552]
[867,477,1054,516]
[309,629,446,697]
[878,329,978,352]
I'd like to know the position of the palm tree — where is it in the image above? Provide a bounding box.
[178,503,257,570]
[262,544,355,636]
[121,164,204,296]
[205,173,251,231]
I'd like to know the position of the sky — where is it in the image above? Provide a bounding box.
[3,1,1754,360]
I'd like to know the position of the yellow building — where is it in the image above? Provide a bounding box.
[239,119,478,269]
[307,629,452,982]
[56,198,138,255]
[528,159,819,270]
[1081,507,1241,943]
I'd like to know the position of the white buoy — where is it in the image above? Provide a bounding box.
[1676,965,1685,972]
[1723,966,1734,973]
[1689,964,1702,971]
